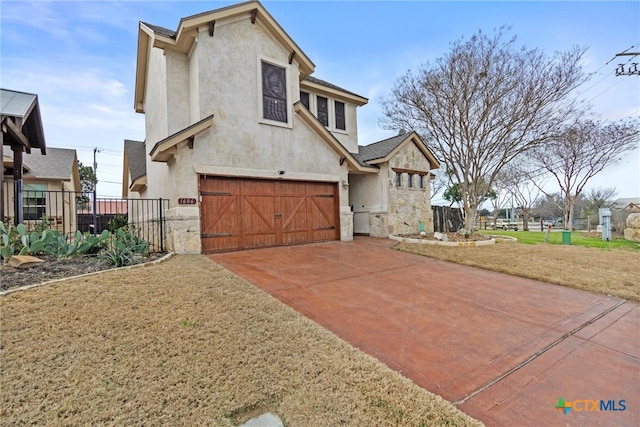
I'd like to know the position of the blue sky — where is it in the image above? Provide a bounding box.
[2,0,639,200]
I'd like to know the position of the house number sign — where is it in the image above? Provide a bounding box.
[178,198,197,205]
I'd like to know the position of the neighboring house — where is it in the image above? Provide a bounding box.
[1,88,47,223]
[125,0,439,254]
[2,147,81,231]
[612,197,640,212]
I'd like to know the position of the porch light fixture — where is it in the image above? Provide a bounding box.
[342,179,349,189]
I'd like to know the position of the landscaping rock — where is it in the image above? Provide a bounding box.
[624,213,640,242]
[434,232,448,242]
[8,255,45,269]
[240,413,284,427]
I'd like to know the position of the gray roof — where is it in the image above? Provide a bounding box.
[303,76,367,101]
[1,89,37,117]
[613,197,640,207]
[5,147,76,180]
[1,88,46,153]
[357,133,410,162]
[124,139,147,181]
[141,22,176,38]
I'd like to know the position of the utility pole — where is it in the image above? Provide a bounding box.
[614,47,639,76]
[92,147,101,235]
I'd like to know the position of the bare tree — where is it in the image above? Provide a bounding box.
[381,27,587,230]
[499,163,543,231]
[530,119,639,230]
[580,187,617,228]
[430,169,450,200]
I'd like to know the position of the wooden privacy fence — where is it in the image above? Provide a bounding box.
[2,181,168,252]
[432,205,464,232]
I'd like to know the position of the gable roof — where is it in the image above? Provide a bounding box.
[135,1,315,113]
[358,132,440,169]
[1,88,46,154]
[122,139,147,195]
[4,147,78,183]
[301,76,368,106]
[294,103,377,174]
[150,115,215,162]
[124,139,146,182]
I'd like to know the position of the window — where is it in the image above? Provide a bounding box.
[335,101,345,130]
[395,172,402,187]
[317,96,329,126]
[300,91,310,109]
[408,174,414,188]
[23,183,46,220]
[419,175,426,189]
[261,61,287,123]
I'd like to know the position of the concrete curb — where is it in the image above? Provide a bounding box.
[0,252,175,297]
[389,234,496,247]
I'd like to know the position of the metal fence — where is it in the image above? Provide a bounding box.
[2,180,168,252]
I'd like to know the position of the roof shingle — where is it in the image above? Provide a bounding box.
[124,140,147,182]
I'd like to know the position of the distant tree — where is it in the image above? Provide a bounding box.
[580,187,617,227]
[381,26,588,230]
[79,161,97,194]
[531,193,564,221]
[77,161,98,211]
[443,183,462,207]
[530,119,639,230]
[444,181,496,226]
[500,163,543,231]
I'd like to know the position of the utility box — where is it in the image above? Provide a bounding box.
[599,208,612,241]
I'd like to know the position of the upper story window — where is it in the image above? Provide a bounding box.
[408,173,414,188]
[317,96,329,127]
[419,174,426,189]
[300,91,310,110]
[335,101,346,130]
[261,61,287,123]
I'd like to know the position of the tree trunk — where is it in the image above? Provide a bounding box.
[464,206,477,231]
[522,209,530,231]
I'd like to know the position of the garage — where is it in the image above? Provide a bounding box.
[199,175,339,253]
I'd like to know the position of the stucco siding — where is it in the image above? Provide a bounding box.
[165,50,191,135]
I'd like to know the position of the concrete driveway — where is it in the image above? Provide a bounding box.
[210,237,639,427]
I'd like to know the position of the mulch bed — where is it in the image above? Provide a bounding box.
[398,232,492,242]
[1,254,165,291]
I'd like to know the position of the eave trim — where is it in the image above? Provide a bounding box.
[150,115,214,162]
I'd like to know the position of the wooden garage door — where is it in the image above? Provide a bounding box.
[199,176,339,253]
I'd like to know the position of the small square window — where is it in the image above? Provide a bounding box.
[395,172,402,187]
[335,101,345,130]
[317,96,329,126]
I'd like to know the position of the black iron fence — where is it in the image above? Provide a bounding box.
[1,180,168,252]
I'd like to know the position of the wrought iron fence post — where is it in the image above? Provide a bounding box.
[159,198,164,253]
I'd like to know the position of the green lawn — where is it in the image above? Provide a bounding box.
[481,229,640,250]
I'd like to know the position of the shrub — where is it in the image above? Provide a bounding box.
[100,228,149,267]
[107,213,128,232]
